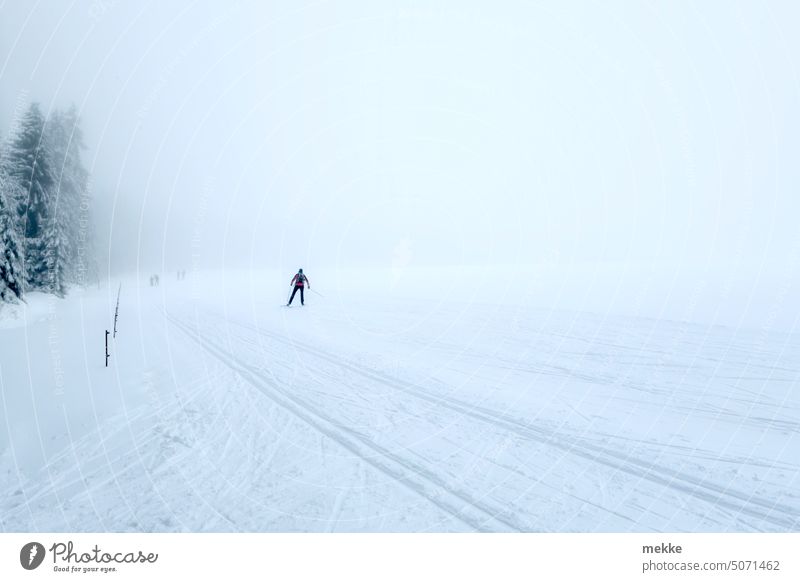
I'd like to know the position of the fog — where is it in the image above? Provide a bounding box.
[2,1,799,326]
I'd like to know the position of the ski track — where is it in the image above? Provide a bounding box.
[4,378,247,532]
[2,363,331,532]
[197,309,800,532]
[6,298,796,533]
[166,312,524,532]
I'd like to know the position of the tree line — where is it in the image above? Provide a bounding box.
[0,102,96,303]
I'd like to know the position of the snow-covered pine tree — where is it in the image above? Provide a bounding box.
[60,106,91,284]
[43,106,88,290]
[0,167,24,302]
[5,103,54,290]
[41,212,70,297]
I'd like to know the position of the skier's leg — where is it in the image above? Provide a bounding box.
[288,286,298,305]
[300,286,304,305]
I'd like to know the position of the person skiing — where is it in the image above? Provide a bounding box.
[287,268,310,306]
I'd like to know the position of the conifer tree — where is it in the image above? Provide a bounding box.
[1,101,95,297]
[43,106,87,290]
[5,103,54,290]
[0,168,24,302]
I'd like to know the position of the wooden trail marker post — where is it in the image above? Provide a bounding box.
[113,283,121,338]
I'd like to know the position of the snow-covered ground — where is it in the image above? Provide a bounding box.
[1,269,798,532]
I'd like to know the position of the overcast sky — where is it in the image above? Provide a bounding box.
[1,1,799,291]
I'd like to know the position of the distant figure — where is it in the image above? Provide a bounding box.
[287,268,310,306]
[149,276,154,287]
[154,274,160,287]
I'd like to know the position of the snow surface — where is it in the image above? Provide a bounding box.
[0,270,798,532]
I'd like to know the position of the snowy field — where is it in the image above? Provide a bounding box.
[0,269,798,532]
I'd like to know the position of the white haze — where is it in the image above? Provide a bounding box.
[1,1,799,328]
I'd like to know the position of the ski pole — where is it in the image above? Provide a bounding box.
[310,288,324,298]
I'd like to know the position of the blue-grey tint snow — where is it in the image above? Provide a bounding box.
[1,1,799,531]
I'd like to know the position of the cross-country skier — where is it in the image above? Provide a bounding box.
[287,268,310,306]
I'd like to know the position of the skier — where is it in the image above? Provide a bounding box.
[287,268,310,306]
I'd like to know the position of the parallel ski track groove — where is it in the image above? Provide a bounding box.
[216,313,799,531]
[167,313,524,532]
